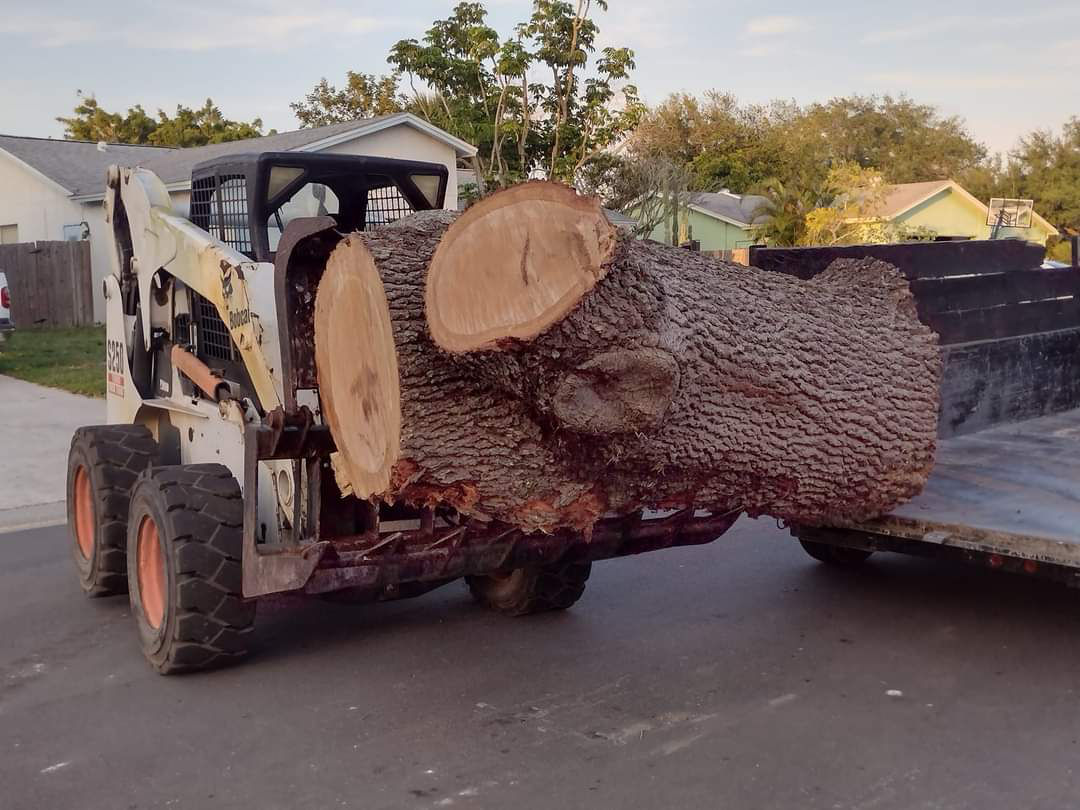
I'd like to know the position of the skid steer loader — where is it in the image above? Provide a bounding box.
[67,152,737,674]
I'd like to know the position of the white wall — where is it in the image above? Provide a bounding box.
[322,125,459,210]
[0,156,106,319]
[0,157,84,244]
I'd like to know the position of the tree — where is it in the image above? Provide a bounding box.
[800,163,936,246]
[791,95,987,184]
[751,173,823,247]
[1000,120,1080,234]
[386,0,643,187]
[290,73,404,127]
[56,94,157,144]
[58,93,270,146]
[627,92,801,194]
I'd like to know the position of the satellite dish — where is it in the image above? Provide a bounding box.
[987,198,1034,229]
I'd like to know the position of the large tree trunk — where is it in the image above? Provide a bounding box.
[314,183,941,534]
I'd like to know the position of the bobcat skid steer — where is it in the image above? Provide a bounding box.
[67,152,737,674]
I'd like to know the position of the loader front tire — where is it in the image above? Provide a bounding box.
[466,562,591,616]
[67,425,158,596]
[127,464,255,674]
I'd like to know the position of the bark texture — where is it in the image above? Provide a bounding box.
[315,183,941,533]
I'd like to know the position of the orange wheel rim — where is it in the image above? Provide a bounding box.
[73,466,94,559]
[136,516,166,630]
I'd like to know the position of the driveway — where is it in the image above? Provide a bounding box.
[0,375,103,527]
[3,516,1079,810]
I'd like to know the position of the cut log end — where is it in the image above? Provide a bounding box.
[424,181,618,353]
[314,237,402,498]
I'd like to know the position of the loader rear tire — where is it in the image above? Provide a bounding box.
[466,562,591,616]
[67,425,158,596]
[127,464,255,674]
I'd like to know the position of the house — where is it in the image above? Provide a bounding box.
[0,112,478,321]
[633,190,769,251]
[865,180,1059,245]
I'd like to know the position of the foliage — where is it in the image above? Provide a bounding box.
[965,118,1080,241]
[383,0,643,187]
[799,163,936,246]
[58,93,269,147]
[620,93,988,243]
[290,73,405,127]
[792,95,987,185]
[750,174,823,247]
[0,325,105,397]
[627,92,801,195]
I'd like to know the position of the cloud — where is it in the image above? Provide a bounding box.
[596,0,688,50]
[866,71,1031,91]
[744,15,806,36]
[863,6,1080,43]
[0,6,401,51]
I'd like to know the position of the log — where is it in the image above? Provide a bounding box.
[313,238,401,497]
[314,182,941,533]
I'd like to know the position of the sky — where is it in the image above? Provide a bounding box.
[0,0,1077,156]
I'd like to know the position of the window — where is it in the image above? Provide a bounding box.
[266,182,340,251]
[365,181,413,229]
[190,174,252,256]
[0,224,18,244]
[63,222,89,241]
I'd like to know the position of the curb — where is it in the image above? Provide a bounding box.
[0,501,67,535]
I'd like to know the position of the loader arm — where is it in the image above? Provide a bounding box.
[104,166,282,411]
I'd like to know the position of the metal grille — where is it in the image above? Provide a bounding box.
[189,173,252,255]
[192,292,238,362]
[189,176,216,232]
[365,182,413,229]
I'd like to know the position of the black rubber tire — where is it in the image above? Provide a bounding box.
[126,464,255,674]
[66,424,158,596]
[799,539,873,565]
[466,562,591,616]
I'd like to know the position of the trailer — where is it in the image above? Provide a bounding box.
[750,239,1080,586]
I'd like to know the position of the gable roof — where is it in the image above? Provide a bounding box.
[603,208,637,228]
[0,113,477,202]
[0,135,172,196]
[867,179,1059,236]
[685,191,771,228]
[872,180,953,219]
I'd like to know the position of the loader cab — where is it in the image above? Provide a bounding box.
[188,152,449,263]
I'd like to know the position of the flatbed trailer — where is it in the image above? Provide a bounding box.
[750,239,1080,587]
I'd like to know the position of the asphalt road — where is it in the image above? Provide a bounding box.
[4,517,1080,810]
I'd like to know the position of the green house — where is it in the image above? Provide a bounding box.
[633,191,769,251]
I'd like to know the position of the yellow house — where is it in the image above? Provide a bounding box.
[867,180,1059,245]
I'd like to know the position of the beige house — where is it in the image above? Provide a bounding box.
[0,113,477,321]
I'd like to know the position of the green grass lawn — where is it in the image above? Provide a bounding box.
[0,325,106,397]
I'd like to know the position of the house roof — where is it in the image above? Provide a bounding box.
[0,112,478,201]
[866,179,1059,236]
[603,208,637,228]
[685,191,770,227]
[0,135,172,196]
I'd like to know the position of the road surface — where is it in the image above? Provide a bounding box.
[3,517,1079,809]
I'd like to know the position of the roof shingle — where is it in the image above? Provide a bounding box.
[0,135,172,196]
[0,113,474,200]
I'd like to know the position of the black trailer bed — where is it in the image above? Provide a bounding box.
[830,408,1080,567]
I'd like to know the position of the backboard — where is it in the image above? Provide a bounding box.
[987,198,1034,228]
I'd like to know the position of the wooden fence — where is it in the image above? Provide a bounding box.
[0,241,94,327]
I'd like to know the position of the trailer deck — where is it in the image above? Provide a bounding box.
[823,408,1080,568]
[752,239,1080,586]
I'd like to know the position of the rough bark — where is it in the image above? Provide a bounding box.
[315,183,942,533]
